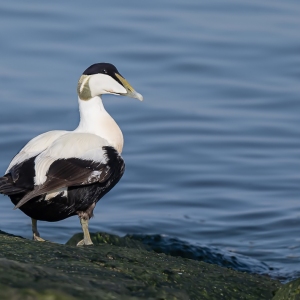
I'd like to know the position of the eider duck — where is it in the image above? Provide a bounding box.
[0,63,143,246]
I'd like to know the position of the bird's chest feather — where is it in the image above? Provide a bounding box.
[82,119,123,153]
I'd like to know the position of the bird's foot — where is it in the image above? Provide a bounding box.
[33,233,46,242]
[76,238,93,246]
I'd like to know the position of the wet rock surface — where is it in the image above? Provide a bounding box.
[273,278,300,300]
[0,230,285,299]
[124,233,274,275]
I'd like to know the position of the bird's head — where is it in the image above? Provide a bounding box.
[77,63,143,101]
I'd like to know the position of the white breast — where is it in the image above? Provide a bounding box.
[75,96,124,153]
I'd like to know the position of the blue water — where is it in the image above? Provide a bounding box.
[0,0,300,281]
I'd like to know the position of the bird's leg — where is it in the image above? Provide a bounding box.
[76,203,95,246]
[31,218,45,242]
[77,217,93,246]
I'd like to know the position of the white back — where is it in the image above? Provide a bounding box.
[6,130,68,174]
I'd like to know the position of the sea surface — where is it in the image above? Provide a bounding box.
[0,0,299,281]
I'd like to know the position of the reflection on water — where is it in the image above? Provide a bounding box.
[0,0,300,281]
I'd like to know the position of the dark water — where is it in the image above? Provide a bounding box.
[0,0,300,281]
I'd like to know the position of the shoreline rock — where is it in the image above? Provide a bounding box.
[0,230,285,299]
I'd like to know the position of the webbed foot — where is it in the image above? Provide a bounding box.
[33,233,46,242]
[76,238,93,246]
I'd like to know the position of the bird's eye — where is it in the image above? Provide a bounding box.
[103,69,108,74]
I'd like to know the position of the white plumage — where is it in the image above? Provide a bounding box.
[6,130,68,174]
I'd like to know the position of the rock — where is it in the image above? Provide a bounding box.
[0,230,281,299]
[272,278,300,300]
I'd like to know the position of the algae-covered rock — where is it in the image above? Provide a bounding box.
[0,282,76,300]
[273,278,300,300]
[66,231,150,251]
[0,230,281,299]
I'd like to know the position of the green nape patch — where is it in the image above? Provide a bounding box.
[0,230,283,300]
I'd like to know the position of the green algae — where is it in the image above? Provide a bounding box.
[0,230,282,299]
[0,283,76,300]
[273,278,300,300]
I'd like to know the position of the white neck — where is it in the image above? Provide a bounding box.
[74,96,124,153]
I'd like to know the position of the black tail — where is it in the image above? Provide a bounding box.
[0,175,27,195]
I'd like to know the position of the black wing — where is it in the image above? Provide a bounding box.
[0,156,37,196]
[14,146,125,209]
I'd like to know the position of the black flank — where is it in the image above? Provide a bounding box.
[3,146,125,222]
[0,156,37,195]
